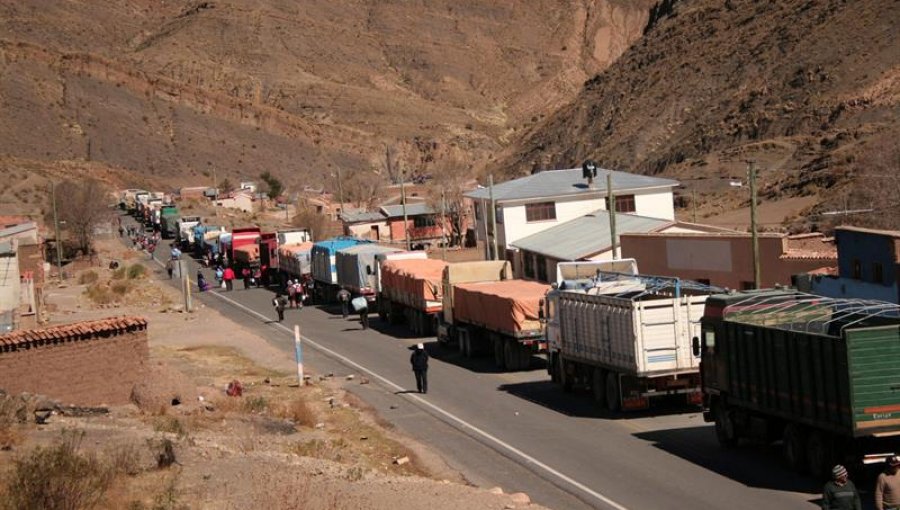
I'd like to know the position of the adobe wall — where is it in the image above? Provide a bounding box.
[0,317,149,406]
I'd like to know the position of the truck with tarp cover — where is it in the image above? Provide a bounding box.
[278,242,314,283]
[437,261,548,371]
[159,205,180,239]
[697,289,900,477]
[310,237,372,302]
[544,260,719,412]
[376,253,446,335]
[335,244,401,300]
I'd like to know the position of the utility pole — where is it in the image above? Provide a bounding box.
[748,161,761,289]
[440,188,447,261]
[400,165,410,250]
[489,174,499,261]
[691,188,698,224]
[336,166,345,211]
[51,182,64,281]
[181,260,192,312]
[212,168,218,218]
[607,173,618,260]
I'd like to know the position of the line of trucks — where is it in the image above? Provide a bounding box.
[118,189,900,472]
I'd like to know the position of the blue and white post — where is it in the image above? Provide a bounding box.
[294,325,304,386]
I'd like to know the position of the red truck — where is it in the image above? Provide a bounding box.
[229,227,261,270]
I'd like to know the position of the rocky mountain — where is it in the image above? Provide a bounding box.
[0,0,654,203]
[491,0,899,229]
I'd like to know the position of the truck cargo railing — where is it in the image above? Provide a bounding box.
[721,291,900,336]
[566,270,725,300]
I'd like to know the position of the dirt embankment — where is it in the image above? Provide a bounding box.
[0,238,547,509]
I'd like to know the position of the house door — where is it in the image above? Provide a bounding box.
[370,225,380,240]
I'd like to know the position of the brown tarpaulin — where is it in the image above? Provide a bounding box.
[233,244,260,264]
[453,280,549,333]
[381,259,447,306]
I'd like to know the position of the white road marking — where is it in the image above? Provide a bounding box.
[146,251,630,510]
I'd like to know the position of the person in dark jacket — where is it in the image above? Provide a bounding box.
[273,294,287,322]
[410,343,429,394]
[822,464,861,510]
[337,287,351,318]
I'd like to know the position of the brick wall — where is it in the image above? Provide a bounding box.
[0,317,149,406]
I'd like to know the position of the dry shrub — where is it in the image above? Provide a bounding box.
[153,416,188,438]
[242,396,268,414]
[78,270,99,285]
[1,430,112,510]
[112,266,128,280]
[111,281,131,296]
[85,283,115,305]
[275,397,317,428]
[127,264,146,280]
[104,443,144,477]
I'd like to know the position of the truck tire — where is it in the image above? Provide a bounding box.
[806,431,833,479]
[782,424,808,473]
[549,353,559,383]
[503,340,518,370]
[517,343,531,370]
[591,368,607,408]
[713,404,737,448]
[605,372,621,412]
[561,359,574,393]
[493,336,505,370]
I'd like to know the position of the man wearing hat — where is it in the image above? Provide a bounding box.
[410,343,429,394]
[876,455,900,510]
[822,464,861,510]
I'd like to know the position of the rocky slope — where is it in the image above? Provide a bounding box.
[0,0,654,192]
[492,0,899,229]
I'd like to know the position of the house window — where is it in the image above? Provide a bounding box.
[474,203,482,221]
[495,206,503,224]
[606,194,636,213]
[523,253,535,279]
[740,281,755,290]
[852,259,862,279]
[525,202,556,222]
[873,262,884,284]
[536,255,548,282]
[413,215,436,228]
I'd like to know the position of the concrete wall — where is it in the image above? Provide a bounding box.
[345,221,389,240]
[620,233,836,289]
[0,250,21,331]
[0,318,149,405]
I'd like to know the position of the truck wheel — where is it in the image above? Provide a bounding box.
[503,340,518,370]
[462,334,474,359]
[782,424,808,473]
[549,354,559,383]
[517,344,531,370]
[591,368,607,408]
[561,359,574,393]
[713,404,737,448]
[493,336,505,370]
[605,372,621,412]
[806,431,833,479]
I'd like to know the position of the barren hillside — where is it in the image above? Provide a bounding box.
[0,0,654,193]
[492,0,900,229]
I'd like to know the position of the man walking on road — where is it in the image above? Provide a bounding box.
[822,464,861,510]
[876,456,900,510]
[337,287,351,318]
[273,294,287,322]
[222,266,235,291]
[410,343,429,394]
[352,296,369,329]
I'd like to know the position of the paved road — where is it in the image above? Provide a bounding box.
[128,224,828,509]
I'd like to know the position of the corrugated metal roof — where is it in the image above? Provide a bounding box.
[341,210,386,223]
[0,241,14,255]
[0,222,37,239]
[380,203,435,217]
[465,168,678,202]
[511,210,672,261]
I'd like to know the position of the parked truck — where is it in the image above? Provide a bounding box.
[437,261,548,371]
[310,237,372,302]
[159,205,180,239]
[176,216,201,249]
[278,242,314,284]
[696,289,900,477]
[271,228,312,284]
[193,225,224,257]
[229,227,261,269]
[335,245,401,302]
[377,255,447,336]
[545,260,716,412]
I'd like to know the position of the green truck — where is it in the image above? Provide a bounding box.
[696,289,900,477]
[159,205,180,239]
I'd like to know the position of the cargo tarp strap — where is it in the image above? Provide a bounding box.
[820,303,900,333]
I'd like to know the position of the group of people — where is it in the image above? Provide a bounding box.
[271,279,312,322]
[822,456,900,510]
[124,226,161,259]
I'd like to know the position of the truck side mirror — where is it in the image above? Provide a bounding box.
[692,336,701,357]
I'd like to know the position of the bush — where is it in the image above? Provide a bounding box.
[112,266,127,280]
[111,281,131,296]
[126,264,146,280]
[84,284,115,305]
[242,396,268,414]
[2,430,112,510]
[275,398,317,428]
[78,271,99,285]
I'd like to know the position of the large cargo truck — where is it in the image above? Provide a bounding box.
[278,242,314,283]
[697,289,900,477]
[378,257,447,336]
[335,245,401,302]
[229,227,261,269]
[437,261,548,371]
[193,225,223,256]
[545,262,715,412]
[311,237,372,302]
[159,205,180,239]
[176,216,201,249]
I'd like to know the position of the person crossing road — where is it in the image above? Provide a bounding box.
[410,343,429,394]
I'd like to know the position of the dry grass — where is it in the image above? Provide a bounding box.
[78,270,99,285]
[274,397,317,428]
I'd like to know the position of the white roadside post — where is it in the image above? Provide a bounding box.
[294,324,303,386]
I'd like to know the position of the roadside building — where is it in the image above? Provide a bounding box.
[381,204,445,247]
[510,210,729,282]
[179,186,212,201]
[0,241,20,332]
[619,231,836,290]
[798,226,900,302]
[215,190,256,213]
[466,167,678,260]
[342,210,390,240]
[0,221,44,330]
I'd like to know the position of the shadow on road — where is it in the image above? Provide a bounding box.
[423,341,549,375]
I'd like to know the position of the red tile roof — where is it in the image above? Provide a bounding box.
[0,316,147,351]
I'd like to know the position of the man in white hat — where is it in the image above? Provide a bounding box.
[822,464,860,510]
[876,455,900,510]
[410,343,429,394]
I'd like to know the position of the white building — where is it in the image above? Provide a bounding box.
[465,167,679,260]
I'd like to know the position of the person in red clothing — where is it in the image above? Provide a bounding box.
[222,266,236,291]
